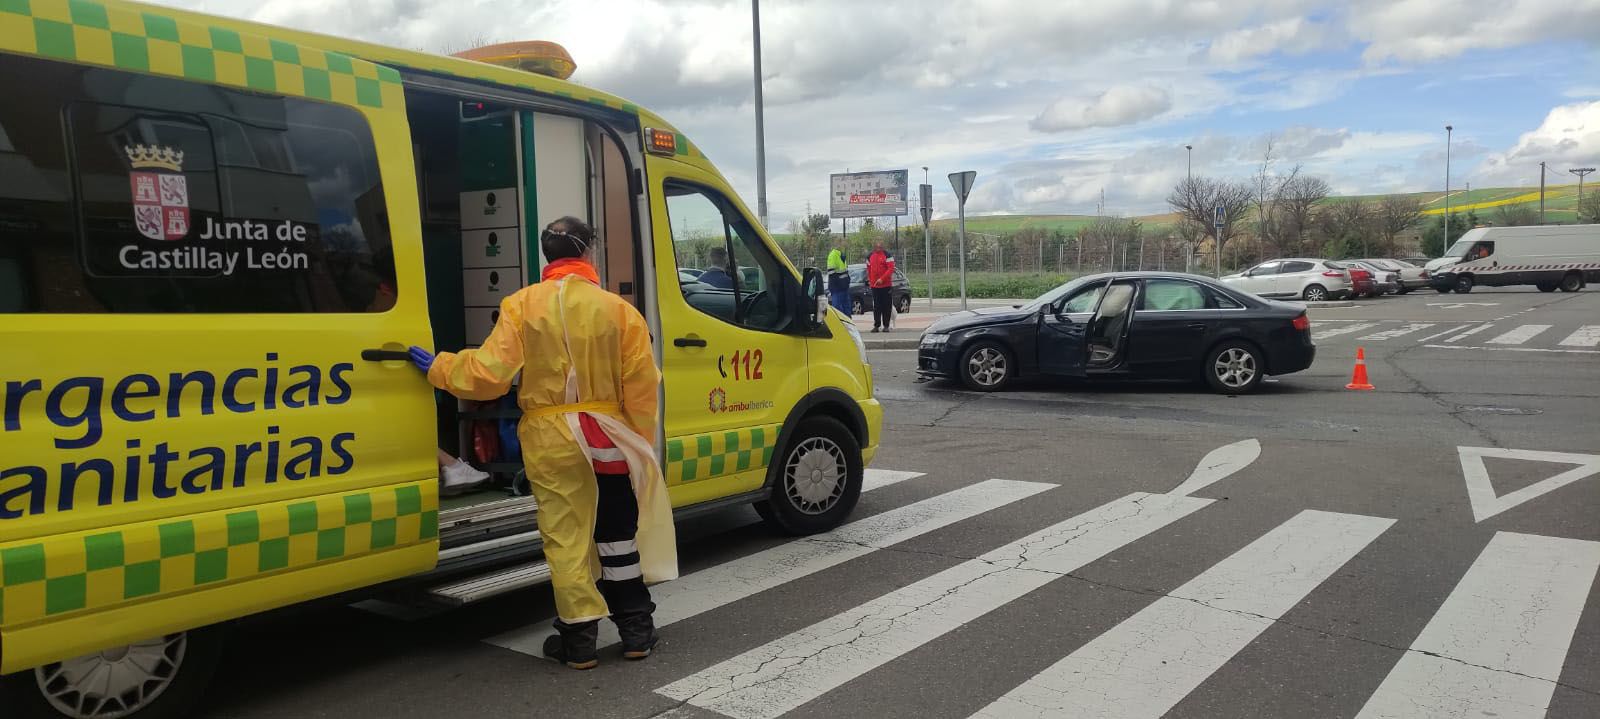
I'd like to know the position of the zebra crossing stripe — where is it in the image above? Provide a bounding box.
[1446,323,1494,343]
[971,510,1394,719]
[1359,323,1435,341]
[861,469,925,492]
[655,492,1212,719]
[1312,322,1380,340]
[1415,324,1475,343]
[1558,325,1600,347]
[1486,324,1551,345]
[487,477,1045,656]
[1355,532,1600,719]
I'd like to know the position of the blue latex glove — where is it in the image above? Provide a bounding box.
[407,346,435,373]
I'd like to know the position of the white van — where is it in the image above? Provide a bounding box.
[1426,224,1600,293]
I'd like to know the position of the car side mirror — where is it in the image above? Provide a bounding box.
[800,267,826,327]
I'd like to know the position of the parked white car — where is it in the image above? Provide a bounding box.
[1222,258,1354,301]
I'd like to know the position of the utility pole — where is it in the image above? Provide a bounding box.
[751,0,768,228]
[920,169,933,309]
[1185,144,1193,180]
[1540,162,1547,224]
[1572,168,1596,216]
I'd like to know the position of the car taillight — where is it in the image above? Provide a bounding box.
[1322,271,1344,277]
[1292,314,1310,331]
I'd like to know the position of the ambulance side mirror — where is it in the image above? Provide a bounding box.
[801,267,826,327]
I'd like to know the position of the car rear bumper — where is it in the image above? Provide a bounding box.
[1269,340,1316,376]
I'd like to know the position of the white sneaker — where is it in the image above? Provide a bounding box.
[441,458,490,493]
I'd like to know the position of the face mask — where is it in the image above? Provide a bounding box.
[543,228,591,256]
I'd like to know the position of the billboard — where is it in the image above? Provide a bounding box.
[830,170,908,218]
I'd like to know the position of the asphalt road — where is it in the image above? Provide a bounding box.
[200,287,1599,719]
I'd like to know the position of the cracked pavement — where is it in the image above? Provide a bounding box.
[197,288,1597,719]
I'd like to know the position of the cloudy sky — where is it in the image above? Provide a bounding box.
[161,0,1600,228]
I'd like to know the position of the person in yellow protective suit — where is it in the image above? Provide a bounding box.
[407,216,675,670]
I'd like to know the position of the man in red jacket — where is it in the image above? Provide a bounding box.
[867,243,894,332]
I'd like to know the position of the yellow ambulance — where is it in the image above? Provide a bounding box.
[0,1,882,715]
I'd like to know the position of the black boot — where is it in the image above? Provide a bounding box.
[614,607,658,659]
[542,619,599,670]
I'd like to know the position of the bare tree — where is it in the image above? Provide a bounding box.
[1376,195,1425,255]
[1082,216,1142,271]
[1581,192,1600,224]
[1168,176,1254,269]
[1314,199,1375,258]
[1277,175,1329,255]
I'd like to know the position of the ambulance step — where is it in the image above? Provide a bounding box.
[425,561,552,606]
[439,496,538,549]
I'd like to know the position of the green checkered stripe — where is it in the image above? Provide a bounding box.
[0,0,402,108]
[667,424,781,484]
[0,481,437,628]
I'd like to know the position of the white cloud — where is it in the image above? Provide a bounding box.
[1474,101,1600,185]
[1349,0,1600,64]
[144,0,1593,227]
[1207,18,1332,64]
[1032,85,1174,132]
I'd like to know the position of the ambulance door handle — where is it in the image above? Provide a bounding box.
[673,336,708,348]
[362,349,411,362]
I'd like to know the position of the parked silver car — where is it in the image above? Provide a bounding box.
[1221,258,1353,301]
[1345,260,1400,296]
[1361,258,1429,293]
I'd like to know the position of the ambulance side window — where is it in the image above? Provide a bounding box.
[0,55,394,314]
[664,182,790,333]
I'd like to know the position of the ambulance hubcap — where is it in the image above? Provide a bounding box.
[38,634,186,719]
[785,438,846,515]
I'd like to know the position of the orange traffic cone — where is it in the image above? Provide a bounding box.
[1346,347,1375,391]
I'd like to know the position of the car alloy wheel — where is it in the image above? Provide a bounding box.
[1302,285,1328,302]
[783,437,848,516]
[38,634,187,719]
[1212,347,1258,390]
[966,346,1008,388]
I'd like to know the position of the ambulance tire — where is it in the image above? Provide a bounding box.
[3,625,225,719]
[755,416,863,536]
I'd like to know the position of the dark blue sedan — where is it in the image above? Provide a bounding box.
[916,272,1315,394]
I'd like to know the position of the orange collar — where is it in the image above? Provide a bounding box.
[542,258,599,284]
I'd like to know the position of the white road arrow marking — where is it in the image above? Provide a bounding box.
[1458,446,1600,522]
[1169,439,1261,497]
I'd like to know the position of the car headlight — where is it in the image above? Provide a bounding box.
[920,332,950,348]
[842,319,870,367]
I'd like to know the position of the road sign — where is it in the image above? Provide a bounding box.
[919,184,933,225]
[1213,205,1226,229]
[1458,446,1600,522]
[948,171,977,309]
[949,171,977,202]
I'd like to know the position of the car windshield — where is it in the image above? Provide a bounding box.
[1024,276,1100,311]
[1444,240,1473,257]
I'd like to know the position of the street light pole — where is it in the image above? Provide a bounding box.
[921,167,933,309]
[1443,125,1452,252]
[751,0,768,229]
[1185,144,1192,180]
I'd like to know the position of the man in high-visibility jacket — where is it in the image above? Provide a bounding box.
[408,217,676,670]
[826,246,850,314]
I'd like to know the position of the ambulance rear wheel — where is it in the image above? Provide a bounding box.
[2,626,224,719]
[755,416,863,535]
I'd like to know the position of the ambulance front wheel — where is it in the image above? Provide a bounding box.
[3,625,225,719]
[755,416,864,535]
